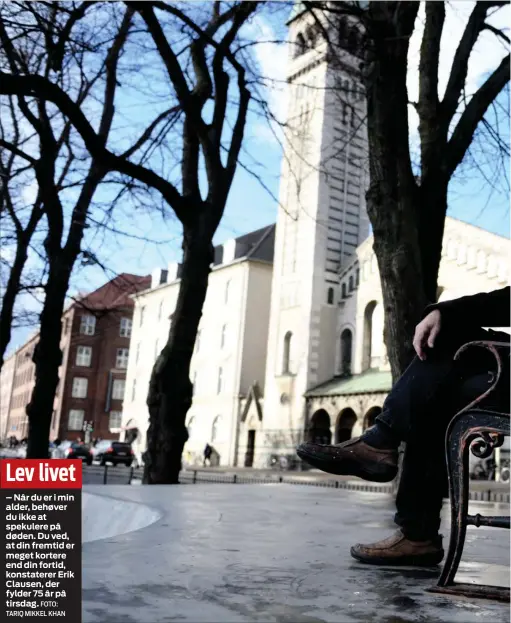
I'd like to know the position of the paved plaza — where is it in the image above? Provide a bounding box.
[82,484,510,623]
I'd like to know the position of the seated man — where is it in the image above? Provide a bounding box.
[297,286,510,567]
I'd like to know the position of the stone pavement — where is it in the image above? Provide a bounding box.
[82,484,509,623]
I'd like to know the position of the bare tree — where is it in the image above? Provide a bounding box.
[0,96,45,370]
[0,2,157,457]
[301,0,510,380]
[0,1,259,480]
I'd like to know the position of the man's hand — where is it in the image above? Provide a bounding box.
[413,310,442,361]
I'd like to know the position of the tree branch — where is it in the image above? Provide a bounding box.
[445,53,510,177]
[418,3,444,112]
[0,72,189,224]
[0,138,38,164]
[441,2,505,128]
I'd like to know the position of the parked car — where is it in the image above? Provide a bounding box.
[91,440,134,466]
[53,441,93,464]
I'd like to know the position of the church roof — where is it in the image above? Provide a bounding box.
[305,369,392,397]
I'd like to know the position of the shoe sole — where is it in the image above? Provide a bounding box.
[296,448,397,483]
[350,547,444,567]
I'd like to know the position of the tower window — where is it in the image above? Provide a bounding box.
[342,283,347,299]
[295,32,306,57]
[282,331,293,374]
[349,276,354,292]
[327,287,334,305]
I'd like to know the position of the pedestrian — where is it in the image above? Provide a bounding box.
[203,443,213,466]
[297,286,510,566]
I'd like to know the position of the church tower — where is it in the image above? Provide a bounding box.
[255,5,370,466]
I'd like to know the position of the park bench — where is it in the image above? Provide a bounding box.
[430,340,510,602]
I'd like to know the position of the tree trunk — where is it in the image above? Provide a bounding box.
[364,2,425,382]
[143,220,214,484]
[0,235,30,371]
[417,178,449,305]
[26,255,72,458]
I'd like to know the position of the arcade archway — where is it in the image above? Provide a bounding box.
[335,408,357,443]
[308,409,332,445]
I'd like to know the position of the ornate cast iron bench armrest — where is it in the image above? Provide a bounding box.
[453,340,510,419]
[429,339,510,603]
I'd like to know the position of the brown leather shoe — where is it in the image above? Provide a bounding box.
[351,530,444,566]
[296,437,398,482]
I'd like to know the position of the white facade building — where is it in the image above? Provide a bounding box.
[121,7,510,469]
[121,226,274,467]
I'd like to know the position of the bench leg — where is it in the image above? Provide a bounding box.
[438,411,510,588]
[437,413,472,587]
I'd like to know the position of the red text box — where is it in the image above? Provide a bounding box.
[0,459,82,489]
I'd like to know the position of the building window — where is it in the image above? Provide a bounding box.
[221,324,227,348]
[136,343,141,364]
[356,268,360,286]
[139,306,146,327]
[283,331,292,374]
[116,348,129,369]
[68,409,84,431]
[340,329,353,376]
[342,283,347,299]
[72,377,88,398]
[109,411,122,430]
[327,287,334,305]
[80,315,96,335]
[295,31,306,57]
[217,367,223,394]
[196,329,201,352]
[76,346,92,367]
[120,317,132,337]
[63,318,70,334]
[225,280,231,304]
[131,379,136,401]
[158,300,164,321]
[112,379,126,401]
[211,415,221,443]
[349,275,354,292]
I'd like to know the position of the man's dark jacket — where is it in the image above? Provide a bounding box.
[426,286,510,330]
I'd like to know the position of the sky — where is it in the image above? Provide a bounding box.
[4,1,510,355]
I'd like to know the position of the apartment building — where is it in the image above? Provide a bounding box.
[3,273,149,442]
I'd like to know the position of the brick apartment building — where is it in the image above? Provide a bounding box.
[2,273,149,442]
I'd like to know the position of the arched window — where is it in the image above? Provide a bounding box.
[221,324,227,348]
[347,28,359,53]
[356,268,360,286]
[362,301,377,370]
[158,300,164,321]
[283,331,292,374]
[340,329,353,376]
[295,32,306,57]
[338,18,348,45]
[305,25,317,48]
[217,367,223,394]
[211,416,221,444]
[327,287,334,305]
[342,283,347,299]
[349,275,354,291]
